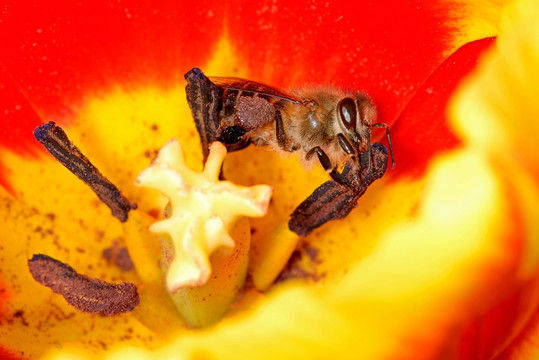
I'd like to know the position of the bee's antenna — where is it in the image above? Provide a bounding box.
[365,130,372,173]
[371,123,395,168]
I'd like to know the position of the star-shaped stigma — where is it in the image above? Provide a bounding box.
[136,139,272,293]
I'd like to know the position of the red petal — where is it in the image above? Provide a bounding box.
[0,280,22,360]
[1,1,484,142]
[0,1,503,193]
[389,37,496,180]
[0,348,24,360]
[0,1,226,118]
[460,278,539,359]
[0,67,43,194]
[227,1,461,124]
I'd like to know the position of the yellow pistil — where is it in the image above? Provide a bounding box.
[135,139,272,293]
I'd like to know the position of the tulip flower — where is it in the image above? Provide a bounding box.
[1,0,538,359]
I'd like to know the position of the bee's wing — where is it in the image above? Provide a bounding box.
[289,143,389,237]
[210,76,305,148]
[209,77,304,104]
[185,68,221,161]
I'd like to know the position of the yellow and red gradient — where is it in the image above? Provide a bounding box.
[0,0,502,174]
[3,0,539,359]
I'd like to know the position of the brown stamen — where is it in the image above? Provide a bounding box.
[34,122,136,222]
[28,254,139,315]
[289,143,389,236]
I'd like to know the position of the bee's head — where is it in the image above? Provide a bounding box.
[336,93,377,153]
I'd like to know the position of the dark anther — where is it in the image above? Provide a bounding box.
[28,254,139,315]
[185,68,221,161]
[289,143,389,237]
[34,122,137,222]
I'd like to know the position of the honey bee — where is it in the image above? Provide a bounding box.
[185,68,394,236]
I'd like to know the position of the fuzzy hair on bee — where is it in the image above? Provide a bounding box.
[266,86,378,170]
[184,68,393,236]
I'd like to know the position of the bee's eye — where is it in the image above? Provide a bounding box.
[338,98,357,131]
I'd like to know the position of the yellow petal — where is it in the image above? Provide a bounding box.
[449,0,512,49]
[451,0,539,276]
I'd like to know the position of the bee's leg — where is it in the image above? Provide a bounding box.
[289,143,389,236]
[365,130,372,173]
[306,146,350,187]
[275,111,300,152]
[275,110,288,150]
[371,123,396,168]
[337,134,355,155]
